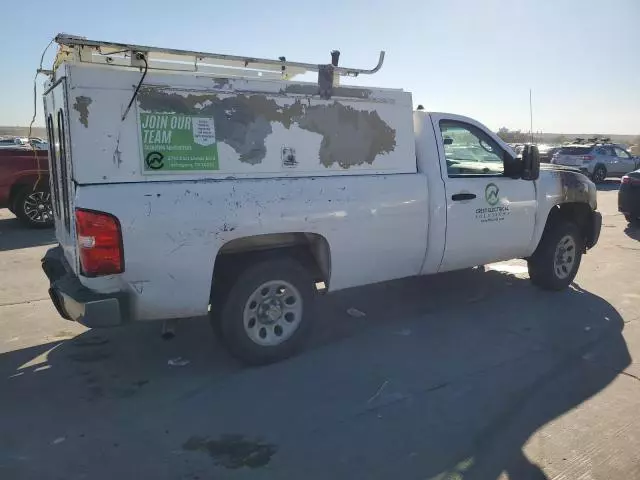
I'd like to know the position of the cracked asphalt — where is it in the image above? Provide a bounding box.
[1,185,639,480]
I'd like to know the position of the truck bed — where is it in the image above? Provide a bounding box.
[73,173,429,321]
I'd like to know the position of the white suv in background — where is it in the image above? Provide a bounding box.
[0,137,29,149]
[551,142,639,183]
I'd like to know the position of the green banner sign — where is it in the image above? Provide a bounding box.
[139,113,219,172]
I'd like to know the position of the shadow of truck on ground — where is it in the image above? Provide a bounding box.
[0,211,55,252]
[596,179,621,192]
[624,223,640,241]
[0,268,631,480]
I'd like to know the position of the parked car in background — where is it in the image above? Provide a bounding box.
[0,137,48,150]
[509,144,525,155]
[0,137,29,149]
[619,168,640,226]
[507,144,559,163]
[29,138,49,150]
[0,147,52,227]
[539,145,561,163]
[551,142,640,183]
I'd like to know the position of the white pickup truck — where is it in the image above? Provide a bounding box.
[41,35,601,365]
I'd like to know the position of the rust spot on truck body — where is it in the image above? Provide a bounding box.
[73,96,93,127]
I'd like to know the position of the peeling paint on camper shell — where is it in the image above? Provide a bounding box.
[73,96,92,127]
[61,64,416,184]
[136,87,396,167]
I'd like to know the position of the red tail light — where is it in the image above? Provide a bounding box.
[75,209,124,276]
[621,175,640,185]
[581,155,594,162]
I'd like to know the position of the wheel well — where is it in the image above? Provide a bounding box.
[544,203,592,247]
[212,233,331,297]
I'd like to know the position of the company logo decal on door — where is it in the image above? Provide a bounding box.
[476,183,510,223]
[485,183,500,206]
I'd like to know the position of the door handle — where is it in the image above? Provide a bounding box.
[451,193,476,201]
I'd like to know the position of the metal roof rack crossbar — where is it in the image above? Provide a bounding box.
[52,34,385,81]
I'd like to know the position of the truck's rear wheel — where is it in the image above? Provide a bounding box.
[14,187,54,228]
[528,222,582,291]
[213,257,315,365]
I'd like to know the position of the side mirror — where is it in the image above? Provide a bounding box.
[443,137,453,145]
[521,145,540,180]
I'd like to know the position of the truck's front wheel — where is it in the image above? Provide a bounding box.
[214,257,315,365]
[528,222,583,291]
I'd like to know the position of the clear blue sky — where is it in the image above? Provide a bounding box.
[2,0,639,134]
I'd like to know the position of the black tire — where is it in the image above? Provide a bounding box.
[591,165,606,184]
[528,222,583,291]
[14,187,54,228]
[213,257,315,366]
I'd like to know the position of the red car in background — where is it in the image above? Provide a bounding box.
[0,147,52,227]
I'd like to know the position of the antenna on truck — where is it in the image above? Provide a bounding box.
[52,34,385,81]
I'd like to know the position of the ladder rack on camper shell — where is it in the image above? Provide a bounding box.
[50,34,385,81]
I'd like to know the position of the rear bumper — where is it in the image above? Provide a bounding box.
[42,246,127,328]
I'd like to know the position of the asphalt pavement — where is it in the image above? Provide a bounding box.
[1,184,639,480]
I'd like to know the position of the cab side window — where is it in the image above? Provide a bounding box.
[614,147,631,159]
[439,121,505,177]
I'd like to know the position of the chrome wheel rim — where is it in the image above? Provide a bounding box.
[553,235,577,279]
[243,280,303,346]
[23,191,53,224]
